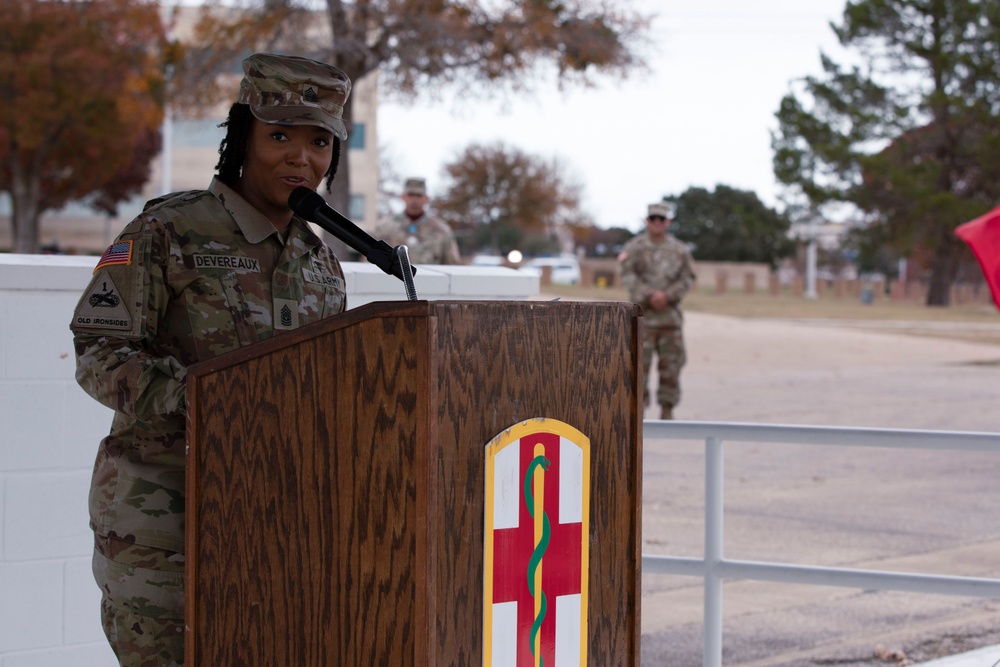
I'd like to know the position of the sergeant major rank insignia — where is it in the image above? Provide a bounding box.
[273,298,299,330]
[483,418,591,667]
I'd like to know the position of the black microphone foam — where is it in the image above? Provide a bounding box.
[288,186,415,279]
[288,186,329,220]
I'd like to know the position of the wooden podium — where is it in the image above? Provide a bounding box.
[185,300,643,665]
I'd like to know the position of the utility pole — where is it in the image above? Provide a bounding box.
[161,104,173,196]
[805,223,818,300]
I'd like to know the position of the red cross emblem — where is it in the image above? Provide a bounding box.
[484,419,590,667]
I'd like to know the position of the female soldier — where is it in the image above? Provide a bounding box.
[70,53,351,666]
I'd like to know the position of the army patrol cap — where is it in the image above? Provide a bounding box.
[647,202,676,219]
[403,178,427,196]
[238,53,351,141]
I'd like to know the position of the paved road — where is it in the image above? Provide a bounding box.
[639,312,1000,666]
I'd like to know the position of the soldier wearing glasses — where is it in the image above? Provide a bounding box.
[618,202,695,420]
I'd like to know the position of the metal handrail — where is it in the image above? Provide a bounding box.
[640,420,1000,667]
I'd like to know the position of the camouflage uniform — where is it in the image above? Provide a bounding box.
[619,231,696,412]
[372,212,461,265]
[71,177,346,666]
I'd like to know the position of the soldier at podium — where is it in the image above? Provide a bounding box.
[70,53,355,666]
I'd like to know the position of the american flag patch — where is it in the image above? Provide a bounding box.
[93,240,133,273]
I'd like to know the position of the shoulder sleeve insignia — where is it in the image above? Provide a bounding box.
[73,269,133,332]
[93,240,133,273]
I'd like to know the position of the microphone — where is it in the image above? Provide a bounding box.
[288,186,416,281]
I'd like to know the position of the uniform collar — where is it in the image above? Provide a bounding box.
[284,216,324,259]
[401,210,428,225]
[209,177,282,244]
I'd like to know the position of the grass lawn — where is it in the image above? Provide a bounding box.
[540,283,1000,345]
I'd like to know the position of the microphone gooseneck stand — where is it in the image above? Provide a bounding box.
[288,186,419,301]
[395,246,418,301]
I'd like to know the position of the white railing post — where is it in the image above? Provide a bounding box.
[641,421,1000,666]
[704,436,724,667]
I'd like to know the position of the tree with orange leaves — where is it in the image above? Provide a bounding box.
[0,0,167,253]
[172,0,649,221]
[434,141,592,256]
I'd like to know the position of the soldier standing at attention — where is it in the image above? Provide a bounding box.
[618,201,696,420]
[373,176,461,264]
[70,53,353,666]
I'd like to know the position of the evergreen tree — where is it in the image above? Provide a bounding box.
[669,185,794,268]
[773,0,1000,305]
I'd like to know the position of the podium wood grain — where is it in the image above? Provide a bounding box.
[186,300,642,665]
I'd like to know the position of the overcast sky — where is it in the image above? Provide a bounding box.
[377,0,851,232]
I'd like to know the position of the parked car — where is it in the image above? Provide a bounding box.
[470,254,506,267]
[520,256,581,285]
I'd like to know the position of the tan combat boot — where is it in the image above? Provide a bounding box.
[660,404,673,420]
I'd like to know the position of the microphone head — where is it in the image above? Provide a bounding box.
[288,186,326,219]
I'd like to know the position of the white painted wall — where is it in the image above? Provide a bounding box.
[0,254,538,666]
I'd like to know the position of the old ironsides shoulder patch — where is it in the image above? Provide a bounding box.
[483,418,590,667]
[75,270,132,331]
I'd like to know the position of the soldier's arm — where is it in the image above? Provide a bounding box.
[665,247,696,303]
[429,219,460,265]
[619,246,654,305]
[73,335,187,421]
[72,222,187,422]
[443,235,461,265]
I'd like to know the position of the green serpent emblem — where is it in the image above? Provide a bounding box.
[523,454,552,664]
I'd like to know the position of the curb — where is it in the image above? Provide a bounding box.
[920,644,1000,666]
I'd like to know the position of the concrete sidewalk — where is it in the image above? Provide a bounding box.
[922,644,1000,666]
[639,311,1000,666]
[673,311,1000,430]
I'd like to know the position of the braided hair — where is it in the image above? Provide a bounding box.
[215,103,341,193]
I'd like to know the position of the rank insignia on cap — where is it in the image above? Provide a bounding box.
[93,240,133,273]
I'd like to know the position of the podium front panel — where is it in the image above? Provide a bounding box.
[186,300,642,666]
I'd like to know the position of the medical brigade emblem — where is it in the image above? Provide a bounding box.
[483,419,590,667]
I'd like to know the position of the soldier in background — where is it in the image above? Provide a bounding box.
[618,201,696,420]
[373,177,460,264]
[70,53,353,666]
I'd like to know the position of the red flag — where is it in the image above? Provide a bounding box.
[955,204,1000,310]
